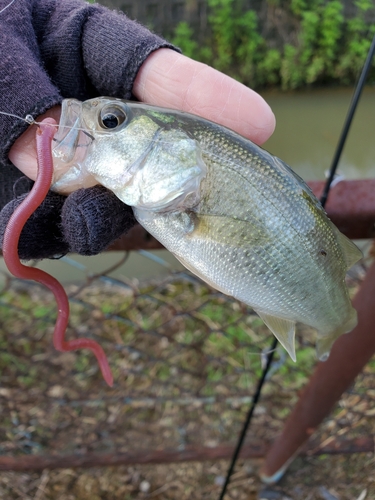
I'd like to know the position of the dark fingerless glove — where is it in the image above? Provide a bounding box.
[0,185,136,260]
[0,0,176,260]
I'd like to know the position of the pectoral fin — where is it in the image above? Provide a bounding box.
[316,307,358,361]
[256,311,296,361]
[191,214,270,248]
[316,334,340,361]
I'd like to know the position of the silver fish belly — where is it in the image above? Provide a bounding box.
[52,97,362,361]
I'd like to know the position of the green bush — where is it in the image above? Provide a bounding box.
[171,21,199,59]
[171,0,375,90]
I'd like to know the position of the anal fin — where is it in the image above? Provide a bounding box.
[256,311,296,361]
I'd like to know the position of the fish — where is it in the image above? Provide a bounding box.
[51,97,362,362]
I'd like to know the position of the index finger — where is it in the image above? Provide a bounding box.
[133,49,275,145]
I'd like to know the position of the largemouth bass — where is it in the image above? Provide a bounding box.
[52,97,362,361]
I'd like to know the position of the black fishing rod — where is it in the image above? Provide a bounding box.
[320,33,375,208]
[218,31,375,500]
[218,336,277,500]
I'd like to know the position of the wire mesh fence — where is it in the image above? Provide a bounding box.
[0,247,374,499]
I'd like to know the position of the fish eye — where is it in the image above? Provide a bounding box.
[99,105,126,129]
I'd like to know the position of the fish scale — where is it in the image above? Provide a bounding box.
[51,97,362,362]
[200,143,348,315]
[193,155,329,311]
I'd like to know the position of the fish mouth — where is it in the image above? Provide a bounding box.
[51,99,97,193]
[52,99,92,163]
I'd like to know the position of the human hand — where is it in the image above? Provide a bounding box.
[3,49,275,258]
[10,49,275,180]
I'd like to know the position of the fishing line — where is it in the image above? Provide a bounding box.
[0,111,36,123]
[0,110,94,135]
[218,32,375,500]
[0,110,96,145]
[0,0,16,15]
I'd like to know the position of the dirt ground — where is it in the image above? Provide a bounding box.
[0,261,374,499]
[0,453,374,499]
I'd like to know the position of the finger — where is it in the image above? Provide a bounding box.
[8,105,62,181]
[133,49,275,145]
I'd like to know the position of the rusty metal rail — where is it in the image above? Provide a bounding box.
[0,437,373,472]
[308,179,375,239]
[261,247,375,483]
[1,179,374,256]
[108,179,375,253]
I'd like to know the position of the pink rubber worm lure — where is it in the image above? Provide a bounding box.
[2,118,113,386]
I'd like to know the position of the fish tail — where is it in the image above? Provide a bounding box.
[316,308,358,361]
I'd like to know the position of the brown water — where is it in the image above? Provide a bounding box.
[261,86,375,181]
[1,87,374,283]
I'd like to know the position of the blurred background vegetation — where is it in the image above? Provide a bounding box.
[98,0,375,90]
